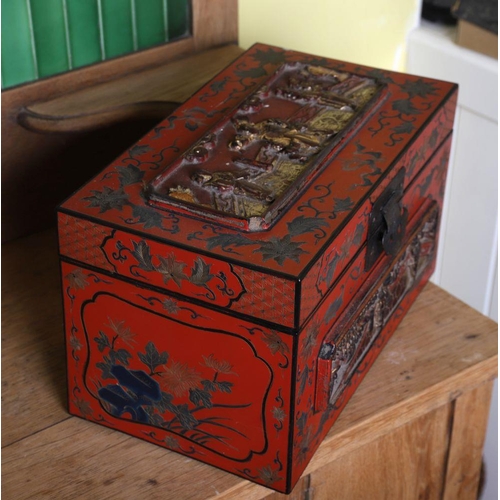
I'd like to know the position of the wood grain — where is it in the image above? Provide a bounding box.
[192,0,238,51]
[1,229,497,499]
[21,45,243,132]
[443,380,494,500]
[1,230,67,447]
[309,404,453,500]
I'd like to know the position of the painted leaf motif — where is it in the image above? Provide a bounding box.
[156,254,186,288]
[321,252,340,287]
[262,330,290,356]
[96,356,114,380]
[202,379,217,392]
[107,318,136,345]
[252,48,287,65]
[132,240,155,271]
[173,404,199,430]
[66,268,89,290]
[400,78,438,99]
[84,186,128,213]
[305,57,329,66]
[296,411,308,436]
[209,78,228,93]
[353,223,365,246]
[258,465,280,485]
[109,348,132,366]
[154,391,175,413]
[69,332,82,351]
[74,397,93,417]
[117,164,145,186]
[130,204,164,229]
[272,406,286,422]
[138,341,169,374]
[129,144,153,158]
[234,66,267,79]
[215,381,233,394]
[253,235,307,266]
[162,298,180,314]
[189,258,213,286]
[333,197,354,213]
[164,436,180,449]
[287,216,329,236]
[204,233,254,252]
[189,388,213,408]
[365,68,395,85]
[392,99,422,115]
[94,331,111,352]
[392,122,415,135]
[428,128,439,149]
[298,364,311,396]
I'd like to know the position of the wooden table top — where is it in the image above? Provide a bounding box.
[2,229,497,499]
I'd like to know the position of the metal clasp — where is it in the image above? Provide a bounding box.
[365,168,407,271]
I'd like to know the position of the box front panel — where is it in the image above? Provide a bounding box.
[61,261,293,491]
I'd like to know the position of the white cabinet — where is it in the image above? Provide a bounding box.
[407,21,498,500]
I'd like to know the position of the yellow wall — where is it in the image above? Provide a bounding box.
[238,0,421,71]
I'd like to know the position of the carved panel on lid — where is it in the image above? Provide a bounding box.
[148,63,385,231]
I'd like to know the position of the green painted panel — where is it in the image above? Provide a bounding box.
[30,0,70,77]
[101,0,134,58]
[1,0,37,88]
[2,0,191,89]
[66,0,102,68]
[167,0,190,40]
[135,0,166,49]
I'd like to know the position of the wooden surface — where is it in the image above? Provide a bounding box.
[25,45,244,131]
[2,229,497,499]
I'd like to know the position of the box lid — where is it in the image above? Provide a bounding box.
[59,44,457,332]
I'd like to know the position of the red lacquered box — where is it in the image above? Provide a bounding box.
[58,44,457,493]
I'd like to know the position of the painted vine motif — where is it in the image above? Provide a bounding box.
[111,239,237,301]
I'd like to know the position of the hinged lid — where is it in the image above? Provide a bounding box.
[58,44,457,332]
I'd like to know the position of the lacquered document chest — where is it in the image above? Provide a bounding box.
[58,44,457,493]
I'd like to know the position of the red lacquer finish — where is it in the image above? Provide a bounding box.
[58,44,457,493]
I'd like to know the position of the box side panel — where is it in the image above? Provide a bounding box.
[58,212,296,329]
[289,136,453,488]
[61,260,293,492]
[299,92,457,326]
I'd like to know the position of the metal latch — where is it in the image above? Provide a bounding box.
[365,168,408,271]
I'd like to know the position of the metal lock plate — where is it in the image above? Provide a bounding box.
[365,168,408,271]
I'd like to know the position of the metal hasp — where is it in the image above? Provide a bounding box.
[365,168,408,271]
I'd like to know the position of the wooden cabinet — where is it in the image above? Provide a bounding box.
[2,230,496,499]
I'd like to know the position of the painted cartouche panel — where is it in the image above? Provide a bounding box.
[63,262,292,490]
[60,44,457,278]
[101,230,245,307]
